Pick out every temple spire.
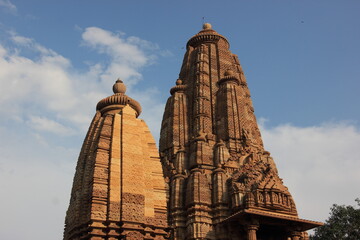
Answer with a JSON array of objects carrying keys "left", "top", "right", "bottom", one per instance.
[
  {"left": 160, "top": 24, "right": 321, "bottom": 239},
  {"left": 64, "top": 79, "right": 168, "bottom": 240}
]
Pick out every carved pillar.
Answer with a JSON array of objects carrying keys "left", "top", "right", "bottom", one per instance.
[
  {"left": 301, "top": 231, "right": 309, "bottom": 240},
  {"left": 245, "top": 224, "right": 258, "bottom": 240},
  {"left": 175, "top": 149, "right": 186, "bottom": 174},
  {"left": 290, "top": 231, "right": 301, "bottom": 240},
  {"left": 192, "top": 45, "right": 212, "bottom": 137},
  {"left": 170, "top": 173, "right": 186, "bottom": 239},
  {"left": 215, "top": 69, "right": 244, "bottom": 152},
  {"left": 212, "top": 168, "right": 229, "bottom": 239},
  {"left": 213, "top": 141, "right": 230, "bottom": 166},
  {"left": 185, "top": 169, "right": 213, "bottom": 239}
]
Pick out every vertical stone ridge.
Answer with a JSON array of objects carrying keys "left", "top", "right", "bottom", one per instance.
[
  {"left": 64, "top": 112, "right": 101, "bottom": 239},
  {"left": 106, "top": 112, "right": 121, "bottom": 236}
]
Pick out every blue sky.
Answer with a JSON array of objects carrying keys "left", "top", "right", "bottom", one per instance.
[{"left": 0, "top": 1, "right": 359, "bottom": 239}]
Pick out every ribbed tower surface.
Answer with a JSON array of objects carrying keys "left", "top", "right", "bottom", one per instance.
[
  {"left": 159, "top": 24, "right": 322, "bottom": 240},
  {"left": 64, "top": 79, "right": 168, "bottom": 240}
]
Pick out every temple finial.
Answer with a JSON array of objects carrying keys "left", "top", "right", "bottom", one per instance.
[
  {"left": 113, "top": 78, "right": 126, "bottom": 94},
  {"left": 202, "top": 22, "right": 212, "bottom": 30}
]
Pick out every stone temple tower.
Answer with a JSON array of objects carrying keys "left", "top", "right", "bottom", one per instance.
[
  {"left": 159, "top": 23, "right": 322, "bottom": 239},
  {"left": 64, "top": 80, "right": 168, "bottom": 239}
]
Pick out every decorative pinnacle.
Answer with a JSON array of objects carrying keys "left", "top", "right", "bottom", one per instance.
[
  {"left": 176, "top": 79, "right": 183, "bottom": 85},
  {"left": 203, "top": 22, "right": 212, "bottom": 30},
  {"left": 98, "top": 78, "right": 141, "bottom": 117},
  {"left": 113, "top": 78, "right": 126, "bottom": 94}
]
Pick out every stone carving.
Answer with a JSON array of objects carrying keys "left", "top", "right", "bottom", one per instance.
[
  {"left": 230, "top": 158, "right": 297, "bottom": 214},
  {"left": 125, "top": 231, "right": 144, "bottom": 240}
]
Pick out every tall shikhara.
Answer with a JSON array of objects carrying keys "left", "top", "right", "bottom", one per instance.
[
  {"left": 159, "top": 23, "right": 321, "bottom": 239},
  {"left": 64, "top": 80, "right": 168, "bottom": 239}
]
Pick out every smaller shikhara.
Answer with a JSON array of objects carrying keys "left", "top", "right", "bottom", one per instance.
[
  {"left": 159, "top": 23, "right": 322, "bottom": 239},
  {"left": 64, "top": 79, "right": 168, "bottom": 239}
]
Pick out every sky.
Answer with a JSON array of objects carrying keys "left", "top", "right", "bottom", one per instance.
[{"left": 0, "top": 0, "right": 359, "bottom": 239}]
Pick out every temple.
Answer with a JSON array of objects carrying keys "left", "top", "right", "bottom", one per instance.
[
  {"left": 64, "top": 23, "right": 322, "bottom": 240},
  {"left": 159, "top": 23, "right": 322, "bottom": 239},
  {"left": 64, "top": 80, "right": 168, "bottom": 239}
]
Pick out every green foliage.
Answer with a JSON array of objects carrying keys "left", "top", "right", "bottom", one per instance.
[{"left": 310, "top": 198, "right": 360, "bottom": 240}]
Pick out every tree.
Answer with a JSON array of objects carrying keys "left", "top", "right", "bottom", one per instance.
[{"left": 310, "top": 198, "right": 360, "bottom": 240}]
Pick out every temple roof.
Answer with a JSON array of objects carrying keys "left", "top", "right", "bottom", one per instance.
[
  {"left": 187, "top": 22, "right": 229, "bottom": 48},
  {"left": 96, "top": 79, "right": 142, "bottom": 117},
  {"left": 222, "top": 209, "right": 323, "bottom": 231}
]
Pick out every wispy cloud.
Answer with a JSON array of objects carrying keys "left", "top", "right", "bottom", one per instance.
[
  {"left": 0, "top": 0, "right": 16, "bottom": 13},
  {"left": 82, "top": 27, "right": 157, "bottom": 86},
  {"left": 27, "top": 116, "right": 75, "bottom": 136},
  {"left": 260, "top": 121, "right": 360, "bottom": 222}
]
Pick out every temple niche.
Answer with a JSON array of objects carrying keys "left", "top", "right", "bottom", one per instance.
[{"left": 159, "top": 23, "right": 322, "bottom": 240}]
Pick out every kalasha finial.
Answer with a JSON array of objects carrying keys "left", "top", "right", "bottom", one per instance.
[
  {"left": 113, "top": 78, "right": 126, "bottom": 94},
  {"left": 203, "top": 22, "right": 212, "bottom": 30},
  {"left": 176, "top": 79, "right": 183, "bottom": 85}
]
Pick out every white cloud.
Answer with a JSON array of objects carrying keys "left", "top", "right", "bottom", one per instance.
[
  {"left": 82, "top": 27, "right": 149, "bottom": 66},
  {"left": 0, "top": 28, "right": 164, "bottom": 132},
  {"left": 27, "top": 115, "right": 75, "bottom": 136},
  {"left": 0, "top": 35, "right": 76, "bottom": 118},
  {"left": 0, "top": 0, "right": 16, "bottom": 12},
  {"left": 81, "top": 27, "right": 157, "bottom": 86},
  {"left": 11, "top": 35, "right": 32, "bottom": 46},
  {"left": 260, "top": 121, "right": 360, "bottom": 222}
]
